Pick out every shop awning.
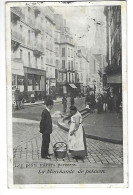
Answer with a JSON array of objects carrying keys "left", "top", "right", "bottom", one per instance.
[
  {"left": 69, "top": 84, "right": 77, "bottom": 88},
  {"left": 107, "top": 74, "right": 122, "bottom": 84}
]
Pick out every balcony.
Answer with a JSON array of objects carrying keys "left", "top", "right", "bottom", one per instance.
[
  {"left": 58, "top": 68, "right": 67, "bottom": 73},
  {"left": 11, "top": 7, "right": 22, "bottom": 20},
  {"left": 67, "top": 67, "right": 75, "bottom": 73},
  {"left": 11, "top": 30, "right": 23, "bottom": 44},
  {"left": 34, "top": 7, "right": 40, "bottom": 16},
  {"left": 45, "top": 13, "right": 55, "bottom": 25},
  {"left": 61, "top": 35, "right": 74, "bottom": 46},
  {"left": 33, "top": 42, "right": 44, "bottom": 56},
  {"left": 34, "top": 21, "right": 42, "bottom": 34}
]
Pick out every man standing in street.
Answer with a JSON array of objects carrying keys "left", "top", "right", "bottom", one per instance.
[
  {"left": 40, "top": 99, "right": 54, "bottom": 159},
  {"left": 62, "top": 95, "right": 67, "bottom": 113}
]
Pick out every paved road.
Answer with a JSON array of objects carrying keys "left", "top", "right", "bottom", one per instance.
[
  {"left": 13, "top": 118, "right": 123, "bottom": 184},
  {"left": 13, "top": 97, "right": 123, "bottom": 142},
  {"left": 12, "top": 97, "right": 85, "bottom": 121},
  {"left": 12, "top": 97, "right": 123, "bottom": 184},
  {"left": 13, "top": 118, "right": 123, "bottom": 165}
]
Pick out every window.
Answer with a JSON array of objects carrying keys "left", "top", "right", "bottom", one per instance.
[
  {"left": 71, "top": 61, "right": 73, "bottom": 71},
  {"left": 71, "top": 49, "right": 73, "bottom": 58},
  {"left": 20, "top": 49, "right": 23, "bottom": 60},
  {"left": 35, "top": 56, "right": 37, "bottom": 67},
  {"left": 17, "top": 75, "right": 24, "bottom": 86},
  {"left": 56, "top": 60, "right": 58, "bottom": 67},
  {"left": 63, "top": 73, "right": 66, "bottom": 82},
  {"left": 61, "top": 73, "right": 63, "bottom": 81},
  {"left": 55, "top": 47, "right": 58, "bottom": 57},
  {"left": 62, "top": 60, "right": 65, "bottom": 69},
  {"left": 28, "top": 74, "right": 33, "bottom": 85},
  {"left": 68, "top": 61, "right": 70, "bottom": 70},
  {"left": 12, "top": 75, "right": 17, "bottom": 86},
  {"left": 62, "top": 48, "right": 65, "bottom": 57},
  {"left": 59, "top": 73, "right": 62, "bottom": 81},
  {"left": 46, "top": 67, "right": 48, "bottom": 73},
  {"left": 69, "top": 73, "right": 71, "bottom": 82},
  {"left": 28, "top": 30, "right": 31, "bottom": 42},
  {"left": 81, "top": 73, "right": 83, "bottom": 81},
  {"left": 28, "top": 7, "right": 31, "bottom": 12},
  {"left": 68, "top": 48, "right": 70, "bottom": 57},
  {"left": 41, "top": 57, "right": 43, "bottom": 67},
  {"left": 20, "top": 25, "right": 23, "bottom": 33},
  {"left": 34, "top": 75, "right": 40, "bottom": 90},
  {"left": 50, "top": 68, "right": 52, "bottom": 77},
  {"left": 72, "top": 74, "right": 73, "bottom": 82},
  {"left": 28, "top": 52, "right": 30, "bottom": 66}
]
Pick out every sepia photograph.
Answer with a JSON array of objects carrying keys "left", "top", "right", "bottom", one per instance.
[{"left": 6, "top": 0, "right": 127, "bottom": 187}]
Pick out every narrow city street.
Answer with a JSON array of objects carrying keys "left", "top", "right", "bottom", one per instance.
[
  {"left": 13, "top": 97, "right": 123, "bottom": 142},
  {"left": 12, "top": 97, "right": 123, "bottom": 184},
  {"left": 1, "top": 1, "right": 127, "bottom": 188}
]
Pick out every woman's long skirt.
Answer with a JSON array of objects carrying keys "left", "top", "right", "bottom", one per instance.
[{"left": 69, "top": 127, "right": 87, "bottom": 158}]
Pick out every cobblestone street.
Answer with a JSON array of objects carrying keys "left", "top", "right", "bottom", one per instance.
[
  {"left": 13, "top": 118, "right": 123, "bottom": 165},
  {"left": 12, "top": 98, "right": 123, "bottom": 184}
]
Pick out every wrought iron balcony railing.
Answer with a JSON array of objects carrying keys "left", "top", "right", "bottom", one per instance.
[
  {"left": 11, "top": 30, "right": 23, "bottom": 44},
  {"left": 33, "top": 42, "right": 44, "bottom": 56},
  {"left": 11, "top": 7, "right": 22, "bottom": 18}
]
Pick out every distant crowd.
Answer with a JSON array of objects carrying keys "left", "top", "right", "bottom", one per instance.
[{"left": 85, "top": 90, "right": 122, "bottom": 114}]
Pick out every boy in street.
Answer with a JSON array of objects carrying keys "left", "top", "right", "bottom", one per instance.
[{"left": 40, "top": 99, "right": 54, "bottom": 159}]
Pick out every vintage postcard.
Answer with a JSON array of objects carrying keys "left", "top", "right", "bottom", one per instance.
[{"left": 6, "top": 0, "right": 128, "bottom": 188}]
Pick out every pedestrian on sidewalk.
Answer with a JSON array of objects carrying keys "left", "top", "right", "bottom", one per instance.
[
  {"left": 85, "top": 92, "right": 91, "bottom": 106},
  {"left": 40, "top": 99, "right": 54, "bottom": 159},
  {"left": 102, "top": 92, "right": 108, "bottom": 112},
  {"left": 62, "top": 95, "right": 67, "bottom": 113},
  {"left": 97, "top": 93, "right": 103, "bottom": 114},
  {"left": 68, "top": 106, "right": 87, "bottom": 159},
  {"left": 108, "top": 92, "right": 114, "bottom": 112},
  {"left": 70, "top": 95, "right": 75, "bottom": 106}
]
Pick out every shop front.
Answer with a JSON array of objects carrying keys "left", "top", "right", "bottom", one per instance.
[
  {"left": 107, "top": 73, "right": 122, "bottom": 94},
  {"left": 67, "top": 83, "right": 77, "bottom": 97},
  {"left": 24, "top": 67, "right": 46, "bottom": 102},
  {"left": 56, "top": 82, "right": 67, "bottom": 97},
  {"left": 12, "top": 58, "right": 24, "bottom": 92},
  {"left": 49, "top": 78, "right": 56, "bottom": 99}
]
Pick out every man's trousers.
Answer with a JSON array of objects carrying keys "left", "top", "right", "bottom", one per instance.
[{"left": 41, "top": 134, "right": 50, "bottom": 158}]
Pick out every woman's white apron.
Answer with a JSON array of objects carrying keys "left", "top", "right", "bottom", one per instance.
[{"left": 68, "top": 112, "right": 85, "bottom": 151}]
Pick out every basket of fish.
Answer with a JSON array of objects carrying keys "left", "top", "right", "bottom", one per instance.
[{"left": 53, "top": 142, "right": 67, "bottom": 159}]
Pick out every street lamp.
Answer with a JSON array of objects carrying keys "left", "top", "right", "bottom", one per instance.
[{"left": 92, "top": 79, "right": 96, "bottom": 99}]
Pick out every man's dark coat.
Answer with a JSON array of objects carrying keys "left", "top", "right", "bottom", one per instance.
[{"left": 40, "top": 108, "right": 52, "bottom": 134}]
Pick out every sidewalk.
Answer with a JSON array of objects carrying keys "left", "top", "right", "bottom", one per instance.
[
  {"left": 58, "top": 111, "right": 123, "bottom": 144},
  {"left": 23, "top": 97, "right": 62, "bottom": 107}
]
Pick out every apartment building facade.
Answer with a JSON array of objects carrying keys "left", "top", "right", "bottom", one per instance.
[
  {"left": 11, "top": 6, "right": 57, "bottom": 101},
  {"left": 11, "top": 7, "right": 46, "bottom": 101},
  {"left": 104, "top": 6, "right": 122, "bottom": 95},
  {"left": 43, "top": 7, "right": 56, "bottom": 95},
  {"left": 54, "top": 14, "right": 76, "bottom": 97}
]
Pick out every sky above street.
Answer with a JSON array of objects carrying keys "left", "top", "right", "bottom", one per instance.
[{"left": 53, "top": 6, "right": 106, "bottom": 53}]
